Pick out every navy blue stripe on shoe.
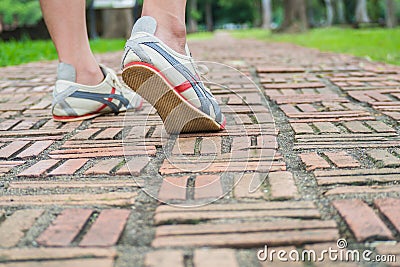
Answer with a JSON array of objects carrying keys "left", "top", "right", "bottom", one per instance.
[{"left": 70, "top": 91, "right": 130, "bottom": 114}]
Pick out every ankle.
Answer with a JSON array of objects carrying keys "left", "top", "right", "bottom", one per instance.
[
  {"left": 156, "top": 25, "right": 186, "bottom": 55},
  {"left": 75, "top": 64, "right": 104, "bottom": 86},
  {"left": 147, "top": 14, "right": 187, "bottom": 55}
]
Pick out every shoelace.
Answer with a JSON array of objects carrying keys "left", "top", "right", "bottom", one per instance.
[{"left": 195, "top": 64, "right": 210, "bottom": 76}]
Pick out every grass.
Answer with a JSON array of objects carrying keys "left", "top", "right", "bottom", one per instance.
[
  {"left": 0, "top": 31, "right": 213, "bottom": 67},
  {"left": 2, "top": 28, "right": 397, "bottom": 67},
  {"left": 231, "top": 27, "right": 400, "bottom": 66}
]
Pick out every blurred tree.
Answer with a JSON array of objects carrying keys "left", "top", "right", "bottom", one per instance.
[
  {"left": 253, "top": 0, "right": 263, "bottom": 27},
  {"left": 280, "top": 0, "right": 308, "bottom": 32},
  {"left": 385, "top": 0, "right": 398, "bottom": 27},
  {"left": 188, "top": 0, "right": 199, "bottom": 33},
  {"left": 355, "top": 0, "right": 370, "bottom": 24},
  {"left": 324, "top": 0, "right": 334, "bottom": 26},
  {"left": 335, "top": 0, "right": 346, "bottom": 24},
  {"left": 0, "top": 0, "right": 42, "bottom": 30},
  {"left": 102, "top": 9, "right": 133, "bottom": 39},
  {"left": 262, "top": 0, "right": 272, "bottom": 29},
  {"left": 205, "top": 0, "right": 214, "bottom": 31}
]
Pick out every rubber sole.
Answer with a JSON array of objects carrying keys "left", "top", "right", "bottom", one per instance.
[
  {"left": 52, "top": 100, "right": 143, "bottom": 122},
  {"left": 53, "top": 113, "right": 101, "bottom": 122},
  {"left": 122, "top": 63, "right": 223, "bottom": 134}
]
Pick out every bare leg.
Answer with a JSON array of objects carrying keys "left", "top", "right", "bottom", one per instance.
[
  {"left": 39, "top": 0, "right": 103, "bottom": 85},
  {"left": 142, "top": 0, "right": 187, "bottom": 55}
]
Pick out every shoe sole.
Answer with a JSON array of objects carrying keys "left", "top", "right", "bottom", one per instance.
[
  {"left": 122, "top": 62, "right": 224, "bottom": 134},
  {"left": 53, "top": 100, "right": 143, "bottom": 122},
  {"left": 53, "top": 113, "right": 102, "bottom": 122}
]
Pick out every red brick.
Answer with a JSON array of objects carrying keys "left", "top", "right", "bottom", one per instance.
[
  {"left": 344, "top": 122, "right": 372, "bottom": 134},
  {"left": 299, "top": 152, "right": 330, "bottom": 171},
  {"left": 367, "top": 150, "right": 400, "bottom": 166},
  {"left": 71, "top": 129, "right": 101, "bottom": 140},
  {"left": 37, "top": 209, "right": 93, "bottom": 247},
  {"left": 49, "top": 159, "right": 88, "bottom": 176},
  {"left": 258, "top": 66, "right": 305, "bottom": 73},
  {"left": 152, "top": 229, "right": 339, "bottom": 248},
  {"left": 326, "top": 185, "right": 400, "bottom": 195},
  {"left": 84, "top": 158, "right": 123, "bottom": 175},
  {"left": 0, "top": 209, "right": 44, "bottom": 248},
  {"left": 12, "top": 119, "right": 39, "bottom": 130},
  {"left": 116, "top": 157, "right": 150, "bottom": 176},
  {"left": 290, "top": 123, "right": 314, "bottom": 134},
  {"left": 18, "top": 159, "right": 60, "bottom": 177},
  {"left": 366, "top": 121, "right": 396, "bottom": 133},
  {"left": 0, "top": 247, "right": 116, "bottom": 261},
  {"left": 269, "top": 172, "right": 298, "bottom": 199},
  {"left": 0, "top": 130, "right": 68, "bottom": 138},
  {"left": 374, "top": 198, "right": 400, "bottom": 233},
  {"left": 0, "top": 141, "right": 29, "bottom": 158},
  {"left": 332, "top": 199, "right": 393, "bottom": 242},
  {"left": 324, "top": 152, "right": 360, "bottom": 168},
  {"left": 158, "top": 176, "right": 189, "bottom": 201},
  {"left": 160, "top": 160, "right": 285, "bottom": 175},
  {"left": 234, "top": 113, "right": 253, "bottom": 124},
  {"left": 1, "top": 258, "right": 114, "bottom": 267},
  {"left": 9, "top": 179, "right": 142, "bottom": 190},
  {"left": 0, "top": 119, "right": 21, "bottom": 131},
  {"left": 256, "top": 135, "right": 277, "bottom": 149},
  {"left": 201, "top": 136, "right": 222, "bottom": 154},
  {"left": 0, "top": 161, "right": 25, "bottom": 174},
  {"left": 297, "top": 103, "right": 317, "bottom": 112},
  {"left": 195, "top": 175, "right": 223, "bottom": 199},
  {"left": 80, "top": 209, "right": 130, "bottom": 247},
  {"left": 264, "top": 83, "right": 324, "bottom": 89},
  {"left": 155, "top": 202, "right": 320, "bottom": 224},
  {"left": 0, "top": 192, "right": 137, "bottom": 207},
  {"left": 144, "top": 250, "right": 184, "bottom": 267},
  {"left": 94, "top": 128, "right": 122, "bottom": 140},
  {"left": 194, "top": 249, "right": 239, "bottom": 267},
  {"left": 234, "top": 173, "right": 264, "bottom": 199},
  {"left": 172, "top": 137, "right": 196, "bottom": 155},
  {"left": 375, "top": 243, "right": 400, "bottom": 257},
  {"left": 16, "top": 140, "right": 53, "bottom": 158},
  {"left": 313, "top": 122, "right": 341, "bottom": 133},
  {"left": 155, "top": 220, "right": 337, "bottom": 237},
  {"left": 280, "top": 104, "right": 299, "bottom": 115},
  {"left": 50, "top": 146, "right": 156, "bottom": 159},
  {"left": 231, "top": 136, "right": 251, "bottom": 151}
]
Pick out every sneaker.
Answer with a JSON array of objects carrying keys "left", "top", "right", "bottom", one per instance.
[
  {"left": 121, "top": 16, "right": 226, "bottom": 134},
  {"left": 52, "top": 63, "right": 143, "bottom": 122}
]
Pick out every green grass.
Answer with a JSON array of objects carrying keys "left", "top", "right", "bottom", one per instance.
[
  {"left": 0, "top": 31, "right": 213, "bottom": 67},
  {"left": 0, "top": 38, "right": 126, "bottom": 67},
  {"left": 231, "top": 27, "right": 400, "bottom": 66},
  {"left": 6, "top": 28, "right": 397, "bottom": 67}
]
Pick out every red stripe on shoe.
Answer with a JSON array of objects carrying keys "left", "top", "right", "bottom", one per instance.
[
  {"left": 174, "top": 82, "right": 192, "bottom": 93},
  {"left": 53, "top": 113, "right": 98, "bottom": 121},
  {"left": 220, "top": 117, "right": 227, "bottom": 130}
]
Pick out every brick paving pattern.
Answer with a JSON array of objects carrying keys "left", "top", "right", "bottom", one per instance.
[{"left": 0, "top": 32, "right": 400, "bottom": 266}]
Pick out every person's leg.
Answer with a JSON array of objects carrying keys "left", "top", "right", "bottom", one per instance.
[
  {"left": 39, "top": 0, "right": 103, "bottom": 86},
  {"left": 142, "top": 0, "right": 187, "bottom": 55}
]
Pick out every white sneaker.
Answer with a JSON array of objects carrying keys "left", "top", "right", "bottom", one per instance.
[
  {"left": 52, "top": 63, "right": 143, "bottom": 122},
  {"left": 121, "top": 16, "right": 225, "bottom": 134}
]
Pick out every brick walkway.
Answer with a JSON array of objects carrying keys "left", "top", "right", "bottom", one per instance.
[{"left": 1, "top": 33, "right": 400, "bottom": 266}]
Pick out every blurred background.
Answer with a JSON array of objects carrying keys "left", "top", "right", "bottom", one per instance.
[{"left": 0, "top": 0, "right": 399, "bottom": 66}]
